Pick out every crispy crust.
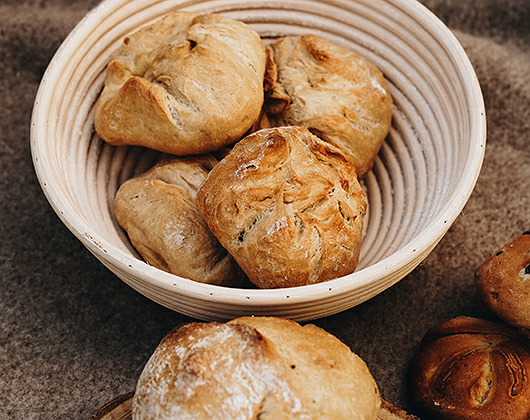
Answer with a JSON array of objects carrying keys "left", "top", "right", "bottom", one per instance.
[
  {"left": 114, "top": 156, "right": 248, "bottom": 287},
  {"left": 255, "top": 34, "right": 393, "bottom": 179},
  {"left": 95, "top": 11, "right": 266, "bottom": 155},
  {"left": 410, "top": 316, "right": 530, "bottom": 420},
  {"left": 196, "top": 126, "right": 367, "bottom": 289},
  {"left": 132, "top": 317, "right": 381, "bottom": 420}
]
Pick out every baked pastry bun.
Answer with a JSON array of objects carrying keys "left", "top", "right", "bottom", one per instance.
[
  {"left": 95, "top": 11, "right": 266, "bottom": 156},
  {"left": 114, "top": 155, "right": 248, "bottom": 287},
  {"left": 132, "top": 316, "right": 381, "bottom": 420},
  {"left": 256, "top": 34, "right": 393, "bottom": 178},
  {"left": 410, "top": 316, "right": 530, "bottom": 420},
  {"left": 196, "top": 126, "right": 367, "bottom": 289},
  {"left": 475, "top": 231, "right": 530, "bottom": 329}
]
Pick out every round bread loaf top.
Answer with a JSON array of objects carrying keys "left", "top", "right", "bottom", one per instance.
[{"left": 132, "top": 316, "right": 381, "bottom": 420}]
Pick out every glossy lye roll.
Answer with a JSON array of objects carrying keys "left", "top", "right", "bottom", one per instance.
[
  {"left": 410, "top": 316, "right": 530, "bottom": 420},
  {"left": 132, "top": 316, "right": 381, "bottom": 420}
]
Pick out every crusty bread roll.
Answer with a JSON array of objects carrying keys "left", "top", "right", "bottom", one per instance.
[
  {"left": 410, "top": 316, "right": 530, "bottom": 420},
  {"left": 94, "top": 11, "right": 266, "bottom": 156},
  {"left": 132, "top": 316, "right": 381, "bottom": 420},
  {"left": 255, "top": 34, "right": 393, "bottom": 178},
  {"left": 475, "top": 231, "right": 530, "bottom": 329},
  {"left": 114, "top": 155, "right": 248, "bottom": 287},
  {"left": 196, "top": 126, "right": 367, "bottom": 289}
]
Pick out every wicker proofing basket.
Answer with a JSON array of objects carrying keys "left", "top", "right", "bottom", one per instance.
[{"left": 31, "top": 0, "right": 486, "bottom": 321}]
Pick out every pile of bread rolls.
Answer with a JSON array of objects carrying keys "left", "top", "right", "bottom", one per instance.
[
  {"left": 410, "top": 232, "right": 530, "bottom": 420},
  {"left": 95, "top": 10, "right": 393, "bottom": 289}
]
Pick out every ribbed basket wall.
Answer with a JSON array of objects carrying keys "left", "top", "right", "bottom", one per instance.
[{"left": 31, "top": 0, "right": 486, "bottom": 321}]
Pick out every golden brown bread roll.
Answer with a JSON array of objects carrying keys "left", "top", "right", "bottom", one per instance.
[
  {"left": 95, "top": 11, "right": 266, "bottom": 156},
  {"left": 114, "top": 156, "right": 248, "bottom": 287},
  {"left": 132, "top": 316, "right": 381, "bottom": 420},
  {"left": 475, "top": 231, "right": 530, "bottom": 329},
  {"left": 256, "top": 34, "right": 393, "bottom": 178},
  {"left": 196, "top": 126, "right": 367, "bottom": 289},
  {"left": 410, "top": 316, "right": 530, "bottom": 420}
]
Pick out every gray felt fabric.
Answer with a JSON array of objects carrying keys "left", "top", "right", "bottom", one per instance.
[{"left": 1, "top": 0, "right": 529, "bottom": 418}]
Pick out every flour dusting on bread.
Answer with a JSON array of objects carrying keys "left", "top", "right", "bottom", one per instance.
[{"left": 133, "top": 317, "right": 381, "bottom": 420}]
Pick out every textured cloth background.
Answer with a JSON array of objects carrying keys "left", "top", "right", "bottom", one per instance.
[{"left": 1, "top": 0, "right": 529, "bottom": 418}]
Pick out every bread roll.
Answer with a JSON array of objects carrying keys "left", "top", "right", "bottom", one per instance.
[
  {"left": 132, "top": 316, "right": 381, "bottom": 420},
  {"left": 196, "top": 126, "right": 367, "bottom": 289},
  {"left": 114, "top": 156, "right": 248, "bottom": 287},
  {"left": 410, "top": 316, "right": 530, "bottom": 420},
  {"left": 256, "top": 34, "right": 393, "bottom": 178},
  {"left": 95, "top": 11, "right": 266, "bottom": 156},
  {"left": 475, "top": 231, "right": 530, "bottom": 329}
]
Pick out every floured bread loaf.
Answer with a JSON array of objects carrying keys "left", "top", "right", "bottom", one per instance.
[
  {"left": 132, "top": 316, "right": 381, "bottom": 420},
  {"left": 94, "top": 11, "right": 266, "bottom": 155},
  {"left": 196, "top": 126, "right": 367, "bottom": 289},
  {"left": 475, "top": 231, "right": 530, "bottom": 329},
  {"left": 256, "top": 34, "right": 393, "bottom": 178},
  {"left": 410, "top": 316, "right": 530, "bottom": 420},
  {"left": 114, "top": 156, "right": 248, "bottom": 287}
]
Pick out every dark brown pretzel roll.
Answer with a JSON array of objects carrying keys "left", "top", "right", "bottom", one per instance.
[
  {"left": 410, "top": 316, "right": 530, "bottom": 420},
  {"left": 475, "top": 232, "right": 530, "bottom": 329}
]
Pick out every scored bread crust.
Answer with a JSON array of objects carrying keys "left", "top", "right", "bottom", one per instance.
[
  {"left": 410, "top": 316, "right": 530, "bottom": 420},
  {"left": 94, "top": 11, "right": 266, "bottom": 156},
  {"left": 256, "top": 34, "right": 393, "bottom": 179},
  {"left": 132, "top": 317, "right": 381, "bottom": 420},
  {"left": 114, "top": 155, "right": 248, "bottom": 287},
  {"left": 196, "top": 126, "right": 367, "bottom": 289}
]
